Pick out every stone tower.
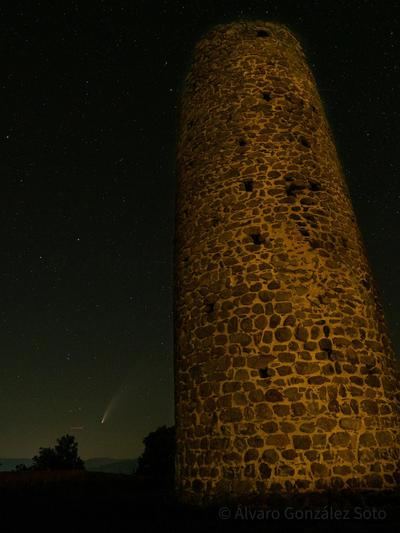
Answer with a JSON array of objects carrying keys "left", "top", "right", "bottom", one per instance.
[{"left": 173, "top": 20, "right": 400, "bottom": 503}]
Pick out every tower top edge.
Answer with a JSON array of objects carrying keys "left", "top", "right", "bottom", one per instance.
[
  {"left": 195, "top": 20, "right": 303, "bottom": 53},
  {"left": 209, "top": 20, "right": 293, "bottom": 31}
]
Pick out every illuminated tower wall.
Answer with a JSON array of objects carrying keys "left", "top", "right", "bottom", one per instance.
[{"left": 173, "top": 20, "right": 400, "bottom": 503}]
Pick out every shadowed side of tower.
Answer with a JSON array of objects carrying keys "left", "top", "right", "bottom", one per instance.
[{"left": 173, "top": 20, "right": 400, "bottom": 503}]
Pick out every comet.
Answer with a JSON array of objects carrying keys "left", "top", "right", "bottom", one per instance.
[{"left": 101, "top": 385, "right": 128, "bottom": 424}]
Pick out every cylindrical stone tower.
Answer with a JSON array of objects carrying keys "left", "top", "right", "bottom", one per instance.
[{"left": 173, "top": 20, "right": 400, "bottom": 503}]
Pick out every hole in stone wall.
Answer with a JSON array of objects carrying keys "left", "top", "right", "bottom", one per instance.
[
  {"left": 205, "top": 302, "right": 215, "bottom": 314},
  {"left": 300, "top": 137, "right": 311, "bottom": 148},
  {"left": 256, "top": 29, "right": 270, "bottom": 37},
  {"left": 361, "top": 278, "right": 370, "bottom": 290},
  {"left": 238, "top": 138, "right": 247, "bottom": 147},
  {"left": 259, "top": 367, "right": 270, "bottom": 378},
  {"left": 243, "top": 179, "right": 253, "bottom": 192},
  {"left": 262, "top": 92, "right": 272, "bottom": 101},
  {"left": 323, "top": 325, "right": 330, "bottom": 337},
  {"left": 250, "top": 233, "right": 263, "bottom": 245},
  {"left": 285, "top": 183, "right": 297, "bottom": 196},
  {"left": 284, "top": 176, "right": 307, "bottom": 197},
  {"left": 309, "top": 180, "right": 321, "bottom": 191},
  {"left": 298, "top": 226, "right": 310, "bottom": 237}
]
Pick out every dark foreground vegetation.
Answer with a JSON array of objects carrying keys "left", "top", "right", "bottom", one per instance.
[
  {"left": 2, "top": 427, "right": 400, "bottom": 530},
  {"left": 1, "top": 470, "right": 400, "bottom": 531}
]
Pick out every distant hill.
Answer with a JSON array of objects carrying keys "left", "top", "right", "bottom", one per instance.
[
  {"left": 0, "top": 457, "right": 137, "bottom": 475},
  {"left": 0, "top": 457, "right": 32, "bottom": 472},
  {"left": 84, "top": 458, "right": 138, "bottom": 475},
  {"left": 0, "top": 459, "right": 33, "bottom": 472}
]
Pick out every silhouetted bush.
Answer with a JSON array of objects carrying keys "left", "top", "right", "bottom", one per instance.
[{"left": 15, "top": 464, "right": 29, "bottom": 472}]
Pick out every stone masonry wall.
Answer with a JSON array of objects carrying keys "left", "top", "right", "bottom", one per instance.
[{"left": 173, "top": 20, "right": 400, "bottom": 503}]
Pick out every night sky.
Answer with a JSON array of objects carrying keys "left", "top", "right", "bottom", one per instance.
[{"left": 2, "top": 0, "right": 399, "bottom": 460}]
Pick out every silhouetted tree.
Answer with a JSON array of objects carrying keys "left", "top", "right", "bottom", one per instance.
[
  {"left": 54, "top": 434, "right": 84, "bottom": 469},
  {"left": 32, "top": 434, "right": 85, "bottom": 470},
  {"left": 136, "top": 425, "right": 175, "bottom": 488}
]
